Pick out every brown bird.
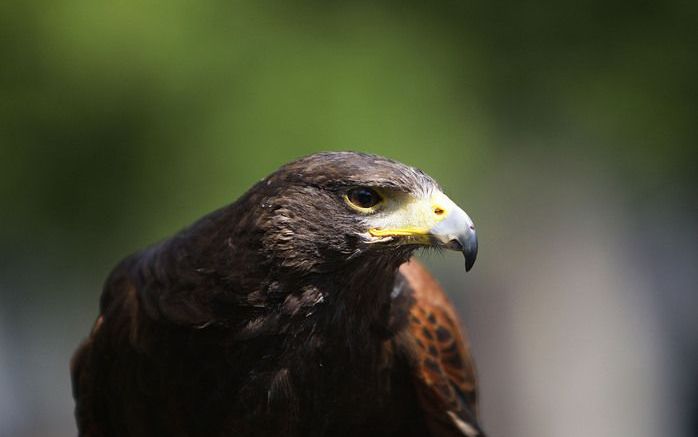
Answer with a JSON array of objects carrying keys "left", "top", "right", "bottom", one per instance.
[{"left": 71, "top": 152, "right": 483, "bottom": 436}]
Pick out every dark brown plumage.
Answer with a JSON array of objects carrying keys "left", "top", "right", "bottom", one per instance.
[{"left": 71, "top": 152, "right": 483, "bottom": 436}]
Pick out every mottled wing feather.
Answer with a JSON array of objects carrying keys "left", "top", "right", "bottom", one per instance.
[{"left": 399, "top": 260, "right": 484, "bottom": 437}]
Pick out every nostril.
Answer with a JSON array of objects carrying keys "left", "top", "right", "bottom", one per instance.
[
  {"left": 434, "top": 207, "right": 445, "bottom": 216},
  {"left": 469, "top": 225, "right": 475, "bottom": 230}
]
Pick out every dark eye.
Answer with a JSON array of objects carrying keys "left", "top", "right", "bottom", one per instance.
[{"left": 346, "top": 187, "right": 383, "bottom": 210}]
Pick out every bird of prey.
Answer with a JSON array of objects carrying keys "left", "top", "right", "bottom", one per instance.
[{"left": 71, "top": 152, "right": 483, "bottom": 436}]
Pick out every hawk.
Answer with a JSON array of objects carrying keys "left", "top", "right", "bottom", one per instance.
[{"left": 71, "top": 152, "right": 483, "bottom": 436}]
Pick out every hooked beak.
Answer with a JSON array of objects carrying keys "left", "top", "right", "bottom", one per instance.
[
  {"left": 429, "top": 204, "right": 478, "bottom": 271},
  {"left": 368, "top": 191, "right": 478, "bottom": 271}
]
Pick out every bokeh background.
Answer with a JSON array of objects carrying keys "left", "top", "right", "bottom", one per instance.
[{"left": 1, "top": 1, "right": 696, "bottom": 436}]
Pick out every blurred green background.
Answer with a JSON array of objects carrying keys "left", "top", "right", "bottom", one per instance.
[{"left": 1, "top": 1, "right": 696, "bottom": 436}]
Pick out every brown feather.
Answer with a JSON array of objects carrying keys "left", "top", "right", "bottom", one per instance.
[
  {"left": 70, "top": 152, "right": 484, "bottom": 436},
  {"left": 399, "top": 260, "right": 484, "bottom": 436}
]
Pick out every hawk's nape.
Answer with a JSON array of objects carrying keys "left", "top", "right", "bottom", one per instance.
[{"left": 71, "top": 151, "right": 484, "bottom": 436}]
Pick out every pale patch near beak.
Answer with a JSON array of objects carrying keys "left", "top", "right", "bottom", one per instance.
[{"left": 367, "top": 191, "right": 478, "bottom": 271}]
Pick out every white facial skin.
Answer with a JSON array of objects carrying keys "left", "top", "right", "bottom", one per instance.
[{"left": 351, "top": 189, "right": 475, "bottom": 248}]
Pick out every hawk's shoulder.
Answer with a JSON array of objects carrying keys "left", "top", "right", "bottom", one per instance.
[{"left": 395, "top": 259, "right": 484, "bottom": 437}]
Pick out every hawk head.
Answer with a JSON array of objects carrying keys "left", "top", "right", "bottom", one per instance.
[{"left": 252, "top": 152, "right": 477, "bottom": 274}]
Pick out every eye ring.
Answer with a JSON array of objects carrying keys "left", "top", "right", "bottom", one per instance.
[{"left": 344, "top": 187, "right": 384, "bottom": 213}]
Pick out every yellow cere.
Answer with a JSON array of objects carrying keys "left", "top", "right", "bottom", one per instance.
[
  {"left": 368, "top": 226, "right": 430, "bottom": 237},
  {"left": 366, "top": 192, "right": 450, "bottom": 239}
]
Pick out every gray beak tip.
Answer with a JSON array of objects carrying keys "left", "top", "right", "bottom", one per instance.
[
  {"left": 446, "top": 230, "right": 478, "bottom": 272},
  {"left": 464, "top": 252, "right": 476, "bottom": 272},
  {"left": 462, "top": 230, "right": 478, "bottom": 273}
]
